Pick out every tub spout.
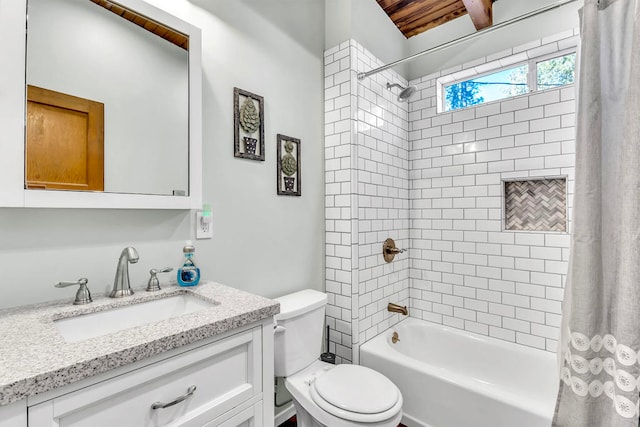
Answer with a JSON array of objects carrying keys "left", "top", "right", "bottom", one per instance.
[{"left": 388, "top": 302, "right": 408, "bottom": 316}]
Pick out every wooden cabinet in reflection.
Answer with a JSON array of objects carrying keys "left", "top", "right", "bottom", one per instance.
[{"left": 26, "top": 85, "right": 104, "bottom": 191}]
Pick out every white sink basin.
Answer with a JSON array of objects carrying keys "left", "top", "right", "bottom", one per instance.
[{"left": 54, "top": 294, "right": 215, "bottom": 343}]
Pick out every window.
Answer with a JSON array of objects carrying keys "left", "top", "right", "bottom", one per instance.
[
  {"left": 536, "top": 52, "right": 576, "bottom": 90},
  {"left": 444, "top": 64, "right": 528, "bottom": 112},
  {"left": 441, "top": 51, "right": 576, "bottom": 113}
]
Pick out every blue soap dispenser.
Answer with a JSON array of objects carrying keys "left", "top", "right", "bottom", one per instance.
[{"left": 177, "top": 240, "right": 200, "bottom": 287}]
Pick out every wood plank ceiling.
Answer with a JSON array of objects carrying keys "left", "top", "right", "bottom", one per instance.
[
  {"left": 90, "top": 0, "right": 188, "bottom": 50},
  {"left": 376, "top": 0, "right": 495, "bottom": 38}
]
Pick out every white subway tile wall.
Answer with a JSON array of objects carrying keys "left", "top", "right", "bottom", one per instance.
[
  {"left": 355, "top": 41, "right": 410, "bottom": 349},
  {"left": 324, "top": 30, "right": 577, "bottom": 359},
  {"left": 324, "top": 40, "right": 410, "bottom": 364},
  {"left": 408, "top": 30, "right": 578, "bottom": 351},
  {"left": 325, "top": 41, "right": 357, "bottom": 363}
]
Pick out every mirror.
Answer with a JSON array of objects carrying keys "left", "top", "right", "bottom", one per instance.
[{"left": 25, "top": 0, "right": 189, "bottom": 197}]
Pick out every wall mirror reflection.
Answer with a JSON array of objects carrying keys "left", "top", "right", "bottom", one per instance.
[{"left": 26, "top": 0, "right": 190, "bottom": 196}]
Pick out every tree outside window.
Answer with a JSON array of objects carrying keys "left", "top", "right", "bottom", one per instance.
[
  {"left": 445, "top": 81, "right": 484, "bottom": 111},
  {"left": 537, "top": 53, "right": 576, "bottom": 89}
]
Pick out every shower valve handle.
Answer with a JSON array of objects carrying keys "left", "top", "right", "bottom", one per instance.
[
  {"left": 386, "top": 247, "right": 405, "bottom": 254},
  {"left": 383, "top": 238, "right": 406, "bottom": 263}
]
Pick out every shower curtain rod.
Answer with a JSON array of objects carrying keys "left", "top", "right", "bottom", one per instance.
[{"left": 357, "top": 0, "right": 580, "bottom": 80}]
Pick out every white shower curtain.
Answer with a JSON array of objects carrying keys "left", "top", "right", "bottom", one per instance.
[{"left": 553, "top": 0, "right": 640, "bottom": 425}]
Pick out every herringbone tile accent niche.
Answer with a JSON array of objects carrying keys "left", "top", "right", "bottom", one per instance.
[{"left": 504, "top": 178, "right": 567, "bottom": 232}]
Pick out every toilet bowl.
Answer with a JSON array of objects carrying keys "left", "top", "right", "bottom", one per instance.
[
  {"left": 274, "top": 289, "right": 403, "bottom": 427},
  {"left": 285, "top": 360, "right": 403, "bottom": 427}
]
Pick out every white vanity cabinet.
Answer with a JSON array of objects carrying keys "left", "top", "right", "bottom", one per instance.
[
  {"left": 0, "top": 400, "right": 27, "bottom": 426},
  {"left": 25, "top": 320, "right": 274, "bottom": 427}
]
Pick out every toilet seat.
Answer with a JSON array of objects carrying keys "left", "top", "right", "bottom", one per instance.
[
  {"left": 309, "top": 364, "right": 402, "bottom": 423},
  {"left": 286, "top": 360, "right": 403, "bottom": 427}
]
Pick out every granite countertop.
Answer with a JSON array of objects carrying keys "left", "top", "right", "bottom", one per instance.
[{"left": 0, "top": 281, "right": 279, "bottom": 406}]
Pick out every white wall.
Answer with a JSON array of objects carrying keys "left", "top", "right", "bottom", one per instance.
[
  {"left": 0, "top": 0, "right": 325, "bottom": 309},
  {"left": 325, "top": 0, "right": 408, "bottom": 77}
]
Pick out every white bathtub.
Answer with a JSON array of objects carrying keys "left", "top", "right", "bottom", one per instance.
[{"left": 360, "top": 318, "right": 558, "bottom": 427}]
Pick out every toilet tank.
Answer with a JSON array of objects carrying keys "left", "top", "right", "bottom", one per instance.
[{"left": 274, "top": 289, "right": 327, "bottom": 377}]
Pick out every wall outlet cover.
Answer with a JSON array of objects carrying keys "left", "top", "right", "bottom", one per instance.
[{"left": 195, "top": 211, "right": 213, "bottom": 239}]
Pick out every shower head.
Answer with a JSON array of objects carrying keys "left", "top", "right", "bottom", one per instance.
[{"left": 386, "top": 82, "right": 417, "bottom": 102}]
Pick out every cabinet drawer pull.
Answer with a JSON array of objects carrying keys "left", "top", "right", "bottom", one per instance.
[{"left": 151, "top": 385, "right": 197, "bottom": 410}]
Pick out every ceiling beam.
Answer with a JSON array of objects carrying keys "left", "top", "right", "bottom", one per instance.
[{"left": 461, "top": 0, "right": 493, "bottom": 30}]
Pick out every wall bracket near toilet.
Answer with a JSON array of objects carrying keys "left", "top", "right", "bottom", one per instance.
[{"left": 382, "top": 238, "right": 406, "bottom": 263}]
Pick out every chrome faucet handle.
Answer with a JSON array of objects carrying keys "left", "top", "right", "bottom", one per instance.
[
  {"left": 146, "top": 267, "right": 173, "bottom": 292},
  {"left": 55, "top": 278, "right": 93, "bottom": 305}
]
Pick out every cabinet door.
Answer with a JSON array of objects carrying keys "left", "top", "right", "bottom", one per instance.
[
  {"left": 204, "top": 401, "right": 263, "bottom": 427},
  {"left": 28, "top": 328, "right": 262, "bottom": 427},
  {"left": 0, "top": 400, "right": 27, "bottom": 427}
]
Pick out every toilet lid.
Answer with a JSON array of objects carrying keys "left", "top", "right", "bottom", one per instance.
[{"left": 312, "top": 364, "right": 399, "bottom": 414}]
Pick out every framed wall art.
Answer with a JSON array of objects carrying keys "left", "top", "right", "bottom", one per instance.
[
  {"left": 277, "top": 134, "right": 301, "bottom": 196},
  {"left": 234, "top": 87, "right": 264, "bottom": 161}
]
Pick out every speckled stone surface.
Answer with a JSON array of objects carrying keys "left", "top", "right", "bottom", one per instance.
[{"left": 0, "top": 281, "right": 279, "bottom": 406}]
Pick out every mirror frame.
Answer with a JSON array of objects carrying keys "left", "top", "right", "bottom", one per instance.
[{"left": 0, "top": 0, "right": 202, "bottom": 209}]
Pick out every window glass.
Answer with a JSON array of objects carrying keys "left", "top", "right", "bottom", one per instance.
[
  {"left": 444, "top": 64, "right": 528, "bottom": 112},
  {"left": 537, "top": 53, "right": 576, "bottom": 89}
]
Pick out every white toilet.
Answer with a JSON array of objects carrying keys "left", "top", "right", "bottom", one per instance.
[{"left": 274, "top": 289, "right": 403, "bottom": 427}]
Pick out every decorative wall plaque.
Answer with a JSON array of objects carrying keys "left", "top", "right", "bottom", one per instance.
[
  {"left": 277, "top": 134, "right": 301, "bottom": 196},
  {"left": 234, "top": 87, "right": 264, "bottom": 161}
]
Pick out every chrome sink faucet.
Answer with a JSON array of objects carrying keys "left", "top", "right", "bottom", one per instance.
[{"left": 109, "top": 247, "right": 139, "bottom": 298}]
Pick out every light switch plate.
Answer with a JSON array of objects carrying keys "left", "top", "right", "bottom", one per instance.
[{"left": 195, "top": 211, "right": 213, "bottom": 239}]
